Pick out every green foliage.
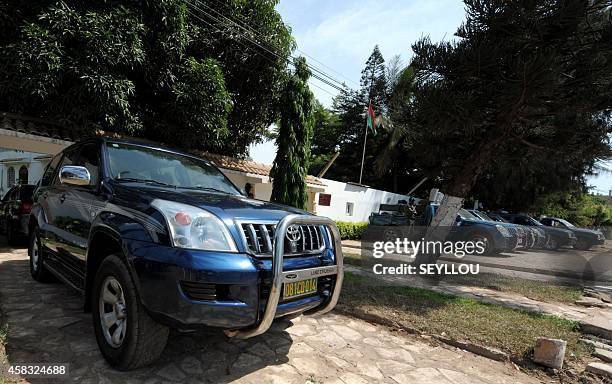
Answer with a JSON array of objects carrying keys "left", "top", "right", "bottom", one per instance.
[
  {"left": 535, "top": 192, "right": 612, "bottom": 227},
  {"left": 335, "top": 221, "right": 368, "bottom": 240},
  {"left": 312, "top": 46, "right": 402, "bottom": 191},
  {"left": 270, "top": 57, "right": 314, "bottom": 209},
  {"left": 397, "top": 0, "right": 612, "bottom": 201},
  {"left": 0, "top": 0, "right": 293, "bottom": 155}
]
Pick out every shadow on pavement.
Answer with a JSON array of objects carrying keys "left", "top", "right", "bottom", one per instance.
[{"left": 0, "top": 245, "right": 294, "bottom": 383}]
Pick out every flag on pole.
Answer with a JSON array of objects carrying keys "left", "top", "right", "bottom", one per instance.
[{"left": 367, "top": 100, "right": 377, "bottom": 135}]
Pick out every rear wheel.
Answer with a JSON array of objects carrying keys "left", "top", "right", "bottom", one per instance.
[
  {"left": 92, "top": 255, "right": 169, "bottom": 370},
  {"left": 6, "top": 222, "right": 16, "bottom": 245},
  {"left": 546, "top": 237, "right": 560, "bottom": 250},
  {"left": 29, "top": 227, "right": 53, "bottom": 282}
]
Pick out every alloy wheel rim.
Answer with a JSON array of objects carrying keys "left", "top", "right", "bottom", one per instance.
[
  {"left": 31, "top": 236, "right": 39, "bottom": 270},
  {"left": 473, "top": 236, "right": 489, "bottom": 254},
  {"left": 99, "top": 276, "right": 127, "bottom": 348}
]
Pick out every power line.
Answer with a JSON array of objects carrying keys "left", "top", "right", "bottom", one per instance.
[
  {"left": 191, "top": 0, "right": 351, "bottom": 92},
  {"left": 186, "top": 0, "right": 348, "bottom": 101}
]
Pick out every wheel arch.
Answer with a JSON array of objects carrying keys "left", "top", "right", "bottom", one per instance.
[{"left": 85, "top": 224, "right": 143, "bottom": 312}]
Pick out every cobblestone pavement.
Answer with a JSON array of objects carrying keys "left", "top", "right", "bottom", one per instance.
[{"left": 0, "top": 246, "right": 540, "bottom": 384}]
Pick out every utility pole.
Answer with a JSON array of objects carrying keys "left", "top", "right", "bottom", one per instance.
[{"left": 358, "top": 116, "right": 368, "bottom": 185}]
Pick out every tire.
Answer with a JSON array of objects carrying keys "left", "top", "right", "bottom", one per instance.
[
  {"left": 6, "top": 222, "right": 16, "bottom": 246},
  {"left": 574, "top": 240, "right": 592, "bottom": 251},
  {"left": 546, "top": 237, "right": 560, "bottom": 251},
  {"left": 92, "top": 255, "right": 169, "bottom": 370},
  {"left": 29, "top": 227, "right": 54, "bottom": 282},
  {"left": 469, "top": 233, "right": 493, "bottom": 255}
]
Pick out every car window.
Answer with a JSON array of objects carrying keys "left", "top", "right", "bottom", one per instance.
[
  {"left": 41, "top": 153, "right": 63, "bottom": 186},
  {"left": 458, "top": 209, "right": 480, "bottom": 220},
  {"left": 77, "top": 143, "right": 101, "bottom": 186},
  {"left": 106, "top": 142, "right": 240, "bottom": 195},
  {"left": 19, "top": 185, "right": 36, "bottom": 200},
  {"left": 513, "top": 216, "right": 530, "bottom": 225},
  {"left": 557, "top": 218, "right": 574, "bottom": 228},
  {"left": 2, "top": 187, "right": 15, "bottom": 202},
  {"left": 53, "top": 149, "right": 79, "bottom": 186}
]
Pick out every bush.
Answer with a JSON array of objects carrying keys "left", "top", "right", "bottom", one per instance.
[{"left": 335, "top": 221, "right": 368, "bottom": 240}]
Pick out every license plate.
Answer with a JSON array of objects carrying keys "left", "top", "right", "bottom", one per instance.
[{"left": 283, "top": 278, "right": 317, "bottom": 300}]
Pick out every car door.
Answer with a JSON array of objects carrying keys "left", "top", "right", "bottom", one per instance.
[
  {"left": 45, "top": 147, "right": 85, "bottom": 280},
  {"left": 0, "top": 187, "right": 16, "bottom": 231},
  {"left": 64, "top": 142, "right": 103, "bottom": 269}
]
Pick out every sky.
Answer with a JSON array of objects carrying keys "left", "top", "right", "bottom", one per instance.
[
  {"left": 249, "top": 0, "right": 611, "bottom": 194},
  {"left": 250, "top": 0, "right": 467, "bottom": 165}
]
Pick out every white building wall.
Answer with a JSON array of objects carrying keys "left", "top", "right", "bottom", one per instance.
[
  {"left": 313, "top": 178, "right": 411, "bottom": 222},
  {"left": 0, "top": 149, "right": 51, "bottom": 197}
]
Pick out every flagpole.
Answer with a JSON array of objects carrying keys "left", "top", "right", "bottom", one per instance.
[{"left": 359, "top": 114, "right": 368, "bottom": 185}]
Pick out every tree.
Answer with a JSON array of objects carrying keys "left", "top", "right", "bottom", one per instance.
[
  {"left": 402, "top": 0, "right": 612, "bottom": 203},
  {"left": 270, "top": 57, "right": 314, "bottom": 209},
  {"left": 0, "top": 0, "right": 293, "bottom": 156},
  {"left": 308, "top": 99, "right": 341, "bottom": 176},
  {"left": 319, "top": 46, "right": 394, "bottom": 189}
]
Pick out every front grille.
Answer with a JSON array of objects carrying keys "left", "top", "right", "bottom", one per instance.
[{"left": 239, "top": 222, "right": 326, "bottom": 256}]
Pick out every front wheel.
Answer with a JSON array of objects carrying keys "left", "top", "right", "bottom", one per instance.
[
  {"left": 469, "top": 233, "right": 494, "bottom": 255},
  {"left": 574, "top": 239, "right": 592, "bottom": 251},
  {"left": 92, "top": 255, "right": 169, "bottom": 370}
]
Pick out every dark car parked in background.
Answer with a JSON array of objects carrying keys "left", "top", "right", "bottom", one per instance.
[
  {"left": 539, "top": 217, "right": 605, "bottom": 250},
  {"left": 486, "top": 211, "right": 545, "bottom": 249},
  {"left": 0, "top": 184, "right": 37, "bottom": 244},
  {"left": 495, "top": 212, "right": 576, "bottom": 250}
]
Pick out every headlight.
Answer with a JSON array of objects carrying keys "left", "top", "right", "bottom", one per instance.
[
  {"left": 496, "top": 225, "right": 511, "bottom": 237},
  {"left": 151, "top": 199, "right": 237, "bottom": 252}
]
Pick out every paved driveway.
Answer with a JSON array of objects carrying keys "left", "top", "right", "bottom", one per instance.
[{"left": 0, "top": 243, "right": 539, "bottom": 384}]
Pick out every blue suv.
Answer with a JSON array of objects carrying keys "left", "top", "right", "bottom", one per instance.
[{"left": 28, "top": 138, "right": 343, "bottom": 370}]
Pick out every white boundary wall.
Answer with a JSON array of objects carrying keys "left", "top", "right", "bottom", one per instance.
[{"left": 313, "top": 178, "right": 411, "bottom": 222}]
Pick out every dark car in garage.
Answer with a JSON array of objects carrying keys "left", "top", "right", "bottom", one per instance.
[
  {"left": 539, "top": 216, "right": 605, "bottom": 250},
  {"left": 0, "top": 184, "right": 37, "bottom": 244}
]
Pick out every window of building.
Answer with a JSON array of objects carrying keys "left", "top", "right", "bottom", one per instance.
[
  {"left": 18, "top": 165, "right": 28, "bottom": 184},
  {"left": 346, "top": 202, "right": 354, "bottom": 216},
  {"left": 7, "top": 167, "right": 15, "bottom": 188}
]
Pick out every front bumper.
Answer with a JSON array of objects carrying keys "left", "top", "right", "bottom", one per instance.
[{"left": 128, "top": 215, "right": 343, "bottom": 336}]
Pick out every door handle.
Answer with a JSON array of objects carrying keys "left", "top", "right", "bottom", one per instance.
[{"left": 59, "top": 194, "right": 66, "bottom": 203}]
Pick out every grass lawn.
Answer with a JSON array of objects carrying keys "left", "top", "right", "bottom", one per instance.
[
  {"left": 343, "top": 252, "right": 583, "bottom": 304},
  {"left": 338, "top": 272, "right": 591, "bottom": 360}
]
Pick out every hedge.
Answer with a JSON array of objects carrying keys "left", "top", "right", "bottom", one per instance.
[{"left": 335, "top": 221, "right": 368, "bottom": 240}]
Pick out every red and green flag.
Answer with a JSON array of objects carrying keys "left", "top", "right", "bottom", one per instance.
[{"left": 367, "top": 100, "right": 377, "bottom": 135}]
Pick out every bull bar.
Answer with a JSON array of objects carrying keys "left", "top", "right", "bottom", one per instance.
[{"left": 231, "top": 214, "right": 344, "bottom": 339}]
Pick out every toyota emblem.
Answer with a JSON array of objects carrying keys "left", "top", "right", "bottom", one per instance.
[{"left": 286, "top": 225, "right": 302, "bottom": 242}]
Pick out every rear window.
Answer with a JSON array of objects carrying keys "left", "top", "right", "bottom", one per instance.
[{"left": 19, "top": 185, "right": 36, "bottom": 199}]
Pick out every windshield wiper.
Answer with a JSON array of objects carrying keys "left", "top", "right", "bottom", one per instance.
[
  {"left": 178, "top": 185, "right": 233, "bottom": 194},
  {"left": 115, "top": 177, "right": 176, "bottom": 188}
]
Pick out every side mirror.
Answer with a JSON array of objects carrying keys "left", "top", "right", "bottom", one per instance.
[{"left": 59, "top": 166, "right": 91, "bottom": 186}]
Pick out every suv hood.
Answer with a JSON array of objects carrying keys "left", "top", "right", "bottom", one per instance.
[{"left": 113, "top": 183, "right": 309, "bottom": 222}]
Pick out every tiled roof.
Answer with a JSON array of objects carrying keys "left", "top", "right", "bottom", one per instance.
[
  {"left": 0, "top": 158, "right": 25, "bottom": 163},
  {"left": 196, "top": 151, "right": 325, "bottom": 187},
  {"left": 0, "top": 112, "right": 88, "bottom": 142},
  {"left": 0, "top": 112, "right": 325, "bottom": 187}
]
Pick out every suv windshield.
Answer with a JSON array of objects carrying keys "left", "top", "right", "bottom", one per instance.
[{"left": 106, "top": 142, "right": 240, "bottom": 195}]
